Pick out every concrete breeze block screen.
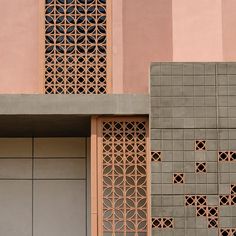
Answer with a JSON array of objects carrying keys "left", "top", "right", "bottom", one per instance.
[{"left": 150, "top": 63, "right": 236, "bottom": 236}]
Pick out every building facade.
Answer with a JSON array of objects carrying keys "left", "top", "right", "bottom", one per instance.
[{"left": 0, "top": 1, "right": 236, "bottom": 236}]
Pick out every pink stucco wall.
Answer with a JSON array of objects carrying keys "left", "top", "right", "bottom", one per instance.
[
  {"left": 222, "top": 0, "right": 236, "bottom": 61},
  {"left": 122, "top": 0, "right": 173, "bottom": 94},
  {"left": 112, "top": 0, "right": 123, "bottom": 94},
  {"left": 0, "top": 0, "right": 40, "bottom": 94},
  {"left": 1, "top": 0, "right": 236, "bottom": 94},
  {"left": 172, "top": 0, "right": 223, "bottom": 61},
  {"left": 118, "top": 0, "right": 236, "bottom": 94}
]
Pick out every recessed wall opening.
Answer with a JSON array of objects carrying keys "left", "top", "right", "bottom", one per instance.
[
  {"left": 0, "top": 115, "right": 91, "bottom": 236},
  {"left": 0, "top": 137, "right": 90, "bottom": 236}
]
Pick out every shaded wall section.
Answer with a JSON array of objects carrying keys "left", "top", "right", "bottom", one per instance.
[
  {"left": 122, "top": 0, "right": 173, "bottom": 94},
  {"left": 0, "top": 0, "right": 40, "bottom": 93},
  {"left": 222, "top": 0, "right": 236, "bottom": 61}
]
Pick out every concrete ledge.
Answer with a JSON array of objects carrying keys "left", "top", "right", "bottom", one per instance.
[{"left": 0, "top": 94, "right": 149, "bottom": 115}]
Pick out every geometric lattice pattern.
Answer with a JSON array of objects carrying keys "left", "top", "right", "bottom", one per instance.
[
  {"left": 208, "top": 217, "right": 218, "bottom": 228},
  {"left": 185, "top": 195, "right": 218, "bottom": 228},
  {"left": 195, "top": 196, "right": 208, "bottom": 217},
  {"left": 195, "top": 140, "right": 206, "bottom": 150},
  {"left": 218, "top": 151, "right": 230, "bottom": 161},
  {"left": 45, "top": 0, "right": 108, "bottom": 94},
  {"left": 207, "top": 206, "right": 219, "bottom": 228},
  {"left": 219, "top": 185, "right": 236, "bottom": 206},
  {"left": 185, "top": 195, "right": 207, "bottom": 206},
  {"left": 218, "top": 151, "right": 236, "bottom": 162},
  {"left": 219, "top": 228, "right": 236, "bottom": 236},
  {"left": 231, "top": 185, "right": 236, "bottom": 194},
  {"left": 185, "top": 195, "right": 196, "bottom": 206},
  {"left": 196, "top": 206, "right": 207, "bottom": 217},
  {"left": 173, "top": 173, "right": 184, "bottom": 184},
  {"left": 219, "top": 195, "right": 231, "bottom": 206},
  {"left": 151, "top": 151, "right": 161, "bottom": 162},
  {"left": 101, "top": 119, "right": 149, "bottom": 235},
  {"left": 220, "top": 196, "right": 236, "bottom": 206},
  {"left": 196, "top": 195, "right": 207, "bottom": 206},
  {"left": 152, "top": 218, "right": 174, "bottom": 229},
  {"left": 196, "top": 162, "right": 207, "bottom": 173},
  {"left": 230, "top": 152, "right": 236, "bottom": 161}
]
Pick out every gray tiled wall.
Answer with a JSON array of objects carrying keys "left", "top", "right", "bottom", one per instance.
[
  {"left": 150, "top": 63, "right": 236, "bottom": 236},
  {"left": 0, "top": 138, "right": 88, "bottom": 236}
]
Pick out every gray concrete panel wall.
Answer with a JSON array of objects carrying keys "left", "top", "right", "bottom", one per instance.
[
  {"left": 0, "top": 138, "right": 88, "bottom": 236},
  {"left": 150, "top": 63, "right": 236, "bottom": 236}
]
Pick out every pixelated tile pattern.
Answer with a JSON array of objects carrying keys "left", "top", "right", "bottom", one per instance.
[{"left": 151, "top": 63, "right": 236, "bottom": 235}]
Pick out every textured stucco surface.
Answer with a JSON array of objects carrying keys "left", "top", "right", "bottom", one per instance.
[
  {"left": 0, "top": 0, "right": 40, "bottom": 93},
  {"left": 117, "top": 0, "right": 236, "bottom": 93},
  {"left": 123, "top": 0, "right": 173, "bottom": 94},
  {"left": 1, "top": 0, "right": 236, "bottom": 94},
  {"left": 222, "top": 0, "right": 236, "bottom": 61},
  {"left": 172, "top": 0, "right": 223, "bottom": 61}
]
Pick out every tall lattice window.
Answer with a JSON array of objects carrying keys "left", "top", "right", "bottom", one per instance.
[
  {"left": 97, "top": 118, "right": 151, "bottom": 236},
  {"left": 45, "top": 0, "right": 110, "bottom": 94}
]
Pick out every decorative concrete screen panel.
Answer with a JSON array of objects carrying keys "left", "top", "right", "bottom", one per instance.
[
  {"left": 150, "top": 63, "right": 236, "bottom": 236},
  {"left": 45, "top": 0, "right": 111, "bottom": 94},
  {"left": 93, "top": 117, "right": 151, "bottom": 236}
]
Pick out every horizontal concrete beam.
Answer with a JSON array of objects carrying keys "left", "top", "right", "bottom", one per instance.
[{"left": 0, "top": 94, "right": 149, "bottom": 115}]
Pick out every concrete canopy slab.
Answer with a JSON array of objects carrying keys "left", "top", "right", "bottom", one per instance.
[
  {"left": 0, "top": 94, "right": 149, "bottom": 115},
  {"left": 0, "top": 95, "right": 149, "bottom": 137}
]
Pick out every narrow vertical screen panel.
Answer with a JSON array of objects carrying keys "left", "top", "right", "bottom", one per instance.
[
  {"left": 45, "top": 0, "right": 109, "bottom": 94},
  {"left": 98, "top": 118, "right": 150, "bottom": 236}
]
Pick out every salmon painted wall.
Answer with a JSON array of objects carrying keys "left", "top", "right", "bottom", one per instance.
[
  {"left": 172, "top": 0, "right": 223, "bottom": 61},
  {"left": 115, "top": 0, "right": 236, "bottom": 94},
  {"left": 222, "top": 0, "right": 236, "bottom": 61},
  {"left": 0, "top": 0, "right": 40, "bottom": 94},
  {"left": 122, "top": 0, "right": 173, "bottom": 94},
  {"left": 1, "top": 0, "right": 236, "bottom": 94}
]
